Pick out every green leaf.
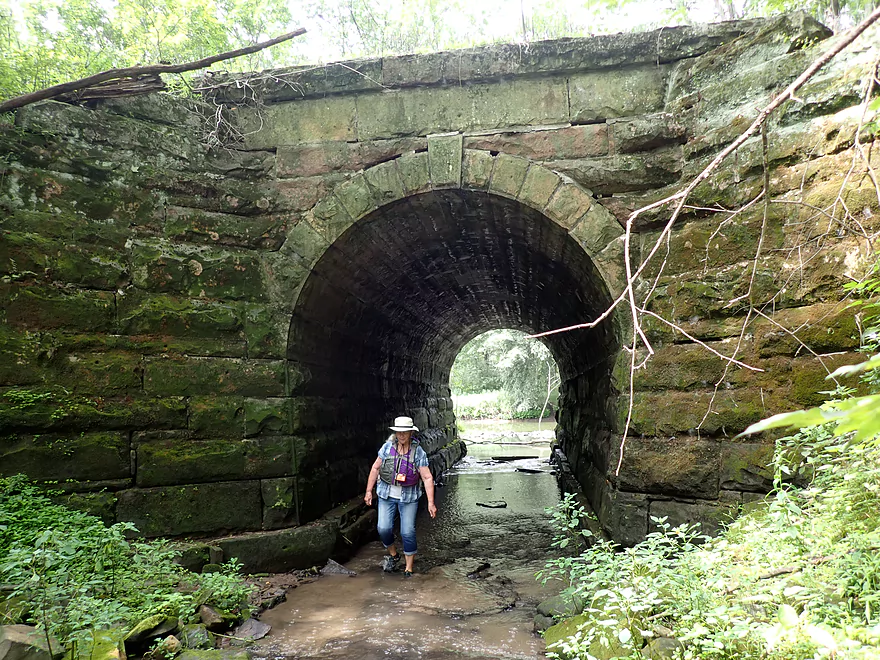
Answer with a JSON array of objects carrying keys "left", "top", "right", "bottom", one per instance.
[
  {"left": 740, "top": 408, "right": 829, "bottom": 436},
  {"left": 778, "top": 603, "right": 798, "bottom": 629},
  {"left": 804, "top": 624, "right": 837, "bottom": 651},
  {"left": 829, "top": 354, "right": 880, "bottom": 378}
]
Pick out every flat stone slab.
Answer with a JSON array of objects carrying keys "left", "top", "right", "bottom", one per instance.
[
  {"left": 0, "top": 625, "right": 62, "bottom": 660},
  {"left": 232, "top": 619, "right": 271, "bottom": 642},
  {"left": 320, "top": 559, "right": 357, "bottom": 576}
]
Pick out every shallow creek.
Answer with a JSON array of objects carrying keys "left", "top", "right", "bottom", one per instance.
[{"left": 253, "top": 423, "right": 563, "bottom": 660}]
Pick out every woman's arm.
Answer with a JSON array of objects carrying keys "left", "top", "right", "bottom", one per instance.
[
  {"left": 418, "top": 465, "right": 437, "bottom": 518},
  {"left": 365, "top": 457, "right": 383, "bottom": 506}
]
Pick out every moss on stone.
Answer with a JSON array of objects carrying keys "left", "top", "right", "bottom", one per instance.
[
  {"left": 48, "top": 352, "right": 143, "bottom": 395},
  {"left": 130, "top": 241, "right": 265, "bottom": 301},
  {"left": 136, "top": 436, "right": 291, "bottom": 487},
  {"left": 1, "top": 283, "right": 116, "bottom": 333},
  {"left": 188, "top": 396, "right": 245, "bottom": 438},
  {"left": 243, "top": 305, "right": 289, "bottom": 359},
  {"left": 143, "top": 356, "right": 286, "bottom": 397},
  {"left": 117, "top": 290, "right": 245, "bottom": 339},
  {"left": 0, "top": 231, "right": 128, "bottom": 290},
  {"left": 116, "top": 481, "right": 263, "bottom": 537},
  {"left": 244, "top": 398, "right": 289, "bottom": 437},
  {"left": 163, "top": 207, "right": 286, "bottom": 250},
  {"left": 0, "top": 431, "right": 129, "bottom": 482},
  {"left": 544, "top": 611, "right": 635, "bottom": 659},
  {"left": 260, "top": 477, "right": 298, "bottom": 530},
  {"left": 0, "top": 388, "right": 186, "bottom": 432}
]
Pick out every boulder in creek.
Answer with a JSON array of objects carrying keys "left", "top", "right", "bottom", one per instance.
[
  {"left": 533, "top": 614, "right": 555, "bottom": 634},
  {"left": 230, "top": 619, "right": 270, "bottom": 643},
  {"left": 319, "top": 559, "right": 356, "bottom": 576},
  {"left": 0, "top": 625, "right": 63, "bottom": 660},
  {"left": 641, "top": 636, "right": 684, "bottom": 659},
  {"left": 197, "top": 606, "right": 228, "bottom": 632},
  {"left": 536, "top": 594, "right": 584, "bottom": 618},
  {"left": 181, "top": 625, "right": 213, "bottom": 651},
  {"left": 544, "top": 612, "right": 638, "bottom": 660},
  {"left": 252, "top": 587, "right": 286, "bottom": 614},
  {"left": 72, "top": 630, "right": 126, "bottom": 660},
  {"left": 475, "top": 501, "right": 507, "bottom": 508},
  {"left": 124, "top": 615, "right": 178, "bottom": 647}
]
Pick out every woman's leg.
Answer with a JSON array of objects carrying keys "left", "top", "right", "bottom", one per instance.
[
  {"left": 376, "top": 497, "right": 398, "bottom": 554},
  {"left": 398, "top": 499, "right": 419, "bottom": 572}
]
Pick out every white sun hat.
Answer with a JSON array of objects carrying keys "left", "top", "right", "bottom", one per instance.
[{"left": 389, "top": 415, "right": 419, "bottom": 432}]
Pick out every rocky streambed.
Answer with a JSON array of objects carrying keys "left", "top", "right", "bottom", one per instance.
[{"left": 251, "top": 432, "right": 565, "bottom": 660}]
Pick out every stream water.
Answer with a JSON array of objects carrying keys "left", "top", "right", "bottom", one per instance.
[{"left": 253, "top": 421, "right": 563, "bottom": 660}]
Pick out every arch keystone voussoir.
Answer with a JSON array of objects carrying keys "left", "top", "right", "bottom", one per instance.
[
  {"left": 427, "top": 132, "right": 463, "bottom": 189},
  {"left": 544, "top": 180, "right": 594, "bottom": 230},
  {"left": 332, "top": 173, "right": 377, "bottom": 221},
  {"left": 518, "top": 164, "right": 562, "bottom": 211},
  {"left": 363, "top": 159, "right": 406, "bottom": 206},
  {"left": 309, "top": 194, "right": 354, "bottom": 244},
  {"left": 569, "top": 204, "right": 625, "bottom": 256},
  {"left": 462, "top": 149, "right": 495, "bottom": 191},
  {"left": 487, "top": 153, "right": 530, "bottom": 199},
  {"left": 397, "top": 151, "right": 431, "bottom": 195}
]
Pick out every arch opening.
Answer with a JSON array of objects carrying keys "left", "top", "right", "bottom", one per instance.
[
  {"left": 449, "top": 328, "right": 560, "bottom": 421},
  {"left": 286, "top": 188, "right": 621, "bottom": 517}
]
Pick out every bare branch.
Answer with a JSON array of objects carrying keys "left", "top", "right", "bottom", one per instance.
[{"left": 637, "top": 309, "right": 764, "bottom": 372}]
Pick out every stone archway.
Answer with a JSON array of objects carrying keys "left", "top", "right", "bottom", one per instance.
[
  {"left": 282, "top": 139, "right": 627, "bottom": 304},
  {"left": 278, "top": 138, "right": 628, "bottom": 526}
]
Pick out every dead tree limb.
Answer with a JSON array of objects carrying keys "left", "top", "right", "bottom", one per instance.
[{"left": 0, "top": 28, "right": 306, "bottom": 113}]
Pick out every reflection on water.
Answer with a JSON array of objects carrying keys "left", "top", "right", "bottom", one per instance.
[
  {"left": 460, "top": 418, "right": 557, "bottom": 434},
  {"left": 253, "top": 427, "right": 561, "bottom": 660},
  {"left": 459, "top": 418, "right": 556, "bottom": 460}
]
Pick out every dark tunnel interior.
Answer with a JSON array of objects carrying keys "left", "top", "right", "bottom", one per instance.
[{"left": 286, "top": 189, "right": 621, "bottom": 502}]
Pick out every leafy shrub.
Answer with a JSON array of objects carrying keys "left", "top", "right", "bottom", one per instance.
[
  {"left": 452, "top": 391, "right": 506, "bottom": 419},
  {"left": 539, "top": 424, "right": 880, "bottom": 659},
  {"left": 0, "top": 476, "right": 255, "bottom": 651}
]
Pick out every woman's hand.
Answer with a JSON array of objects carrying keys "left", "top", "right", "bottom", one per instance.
[
  {"left": 428, "top": 502, "right": 437, "bottom": 518},
  {"left": 364, "top": 491, "right": 373, "bottom": 506}
]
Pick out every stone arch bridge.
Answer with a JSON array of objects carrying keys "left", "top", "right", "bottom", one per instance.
[{"left": 1, "top": 12, "right": 877, "bottom": 567}]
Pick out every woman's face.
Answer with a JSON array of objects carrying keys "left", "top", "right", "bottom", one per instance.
[{"left": 395, "top": 430, "right": 412, "bottom": 443}]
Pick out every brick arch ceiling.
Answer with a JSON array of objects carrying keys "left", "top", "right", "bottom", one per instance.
[{"left": 288, "top": 189, "right": 617, "bottom": 392}]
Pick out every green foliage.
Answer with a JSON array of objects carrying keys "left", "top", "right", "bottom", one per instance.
[
  {"left": 540, "top": 431, "right": 880, "bottom": 659},
  {"left": 0, "top": 476, "right": 254, "bottom": 649},
  {"left": 742, "top": 0, "right": 878, "bottom": 26},
  {"left": 450, "top": 330, "right": 559, "bottom": 419}
]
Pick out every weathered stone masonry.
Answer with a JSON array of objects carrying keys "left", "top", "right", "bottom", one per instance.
[{"left": 1, "top": 12, "right": 878, "bottom": 557}]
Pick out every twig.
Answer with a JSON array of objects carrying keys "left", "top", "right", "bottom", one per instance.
[
  {"left": 0, "top": 28, "right": 307, "bottom": 113},
  {"left": 759, "top": 565, "right": 800, "bottom": 579},
  {"left": 637, "top": 309, "right": 763, "bottom": 372},
  {"left": 751, "top": 308, "right": 841, "bottom": 382},
  {"left": 212, "top": 632, "right": 257, "bottom": 642}
]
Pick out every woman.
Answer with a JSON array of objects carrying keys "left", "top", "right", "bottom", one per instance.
[{"left": 364, "top": 415, "right": 437, "bottom": 577}]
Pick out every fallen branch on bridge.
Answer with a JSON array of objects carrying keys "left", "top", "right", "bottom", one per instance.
[{"left": 0, "top": 28, "right": 306, "bottom": 114}]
